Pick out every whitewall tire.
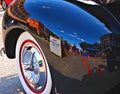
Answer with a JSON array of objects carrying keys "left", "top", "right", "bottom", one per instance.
[
  {"left": 16, "top": 32, "right": 52, "bottom": 94},
  {"left": 1, "top": 0, "right": 7, "bottom": 10}
]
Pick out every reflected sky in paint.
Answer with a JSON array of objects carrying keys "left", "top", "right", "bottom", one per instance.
[{"left": 25, "top": 0, "right": 112, "bottom": 49}]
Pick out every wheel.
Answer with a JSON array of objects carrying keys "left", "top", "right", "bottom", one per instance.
[
  {"left": 1, "top": 0, "right": 7, "bottom": 10},
  {"left": 16, "top": 32, "right": 52, "bottom": 94}
]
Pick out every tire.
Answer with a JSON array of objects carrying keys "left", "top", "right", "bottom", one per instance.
[
  {"left": 1, "top": 0, "right": 7, "bottom": 10},
  {"left": 16, "top": 32, "right": 52, "bottom": 94}
]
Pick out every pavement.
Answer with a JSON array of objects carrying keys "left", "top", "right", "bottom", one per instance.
[{"left": 0, "top": 7, "right": 25, "bottom": 94}]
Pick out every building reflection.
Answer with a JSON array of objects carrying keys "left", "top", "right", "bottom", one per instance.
[
  {"left": 29, "top": 20, "right": 120, "bottom": 74},
  {"left": 36, "top": 22, "right": 114, "bottom": 59}
]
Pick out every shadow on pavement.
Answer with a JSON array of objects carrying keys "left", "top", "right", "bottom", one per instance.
[{"left": 0, "top": 74, "right": 26, "bottom": 94}]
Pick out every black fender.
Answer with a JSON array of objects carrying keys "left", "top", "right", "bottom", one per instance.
[{"left": 2, "top": 0, "right": 120, "bottom": 93}]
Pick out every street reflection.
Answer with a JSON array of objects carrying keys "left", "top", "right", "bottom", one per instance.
[{"left": 35, "top": 22, "right": 120, "bottom": 73}]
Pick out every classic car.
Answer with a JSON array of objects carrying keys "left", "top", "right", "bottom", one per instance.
[
  {"left": 1, "top": 0, "right": 120, "bottom": 93},
  {"left": 0, "top": 0, "right": 15, "bottom": 10}
]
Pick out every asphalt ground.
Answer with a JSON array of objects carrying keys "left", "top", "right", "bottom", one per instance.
[{"left": 1, "top": 6, "right": 120, "bottom": 94}]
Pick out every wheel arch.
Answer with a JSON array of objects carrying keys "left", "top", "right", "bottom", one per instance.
[{"left": 5, "top": 28, "right": 25, "bottom": 58}]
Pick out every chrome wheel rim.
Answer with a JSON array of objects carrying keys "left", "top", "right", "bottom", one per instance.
[{"left": 20, "top": 40, "right": 47, "bottom": 92}]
